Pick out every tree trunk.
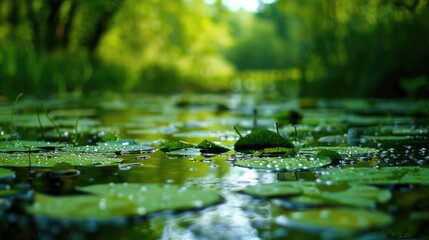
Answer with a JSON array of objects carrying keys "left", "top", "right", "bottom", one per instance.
[{"left": 46, "top": 0, "right": 64, "bottom": 51}]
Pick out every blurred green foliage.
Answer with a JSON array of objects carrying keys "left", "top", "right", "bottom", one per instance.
[{"left": 0, "top": 0, "right": 428, "bottom": 98}]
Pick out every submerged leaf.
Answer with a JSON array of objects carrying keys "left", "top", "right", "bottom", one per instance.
[{"left": 234, "top": 129, "right": 293, "bottom": 152}]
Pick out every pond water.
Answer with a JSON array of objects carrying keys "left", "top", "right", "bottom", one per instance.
[{"left": 1, "top": 94, "right": 429, "bottom": 239}]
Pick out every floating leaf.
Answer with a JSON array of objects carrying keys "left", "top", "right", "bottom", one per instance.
[
  {"left": 0, "top": 168, "right": 15, "bottom": 180},
  {"left": 160, "top": 141, "right": 195, "bottom": 152},
  {"left": 254, "top": 147, "right": 296, "bottom": 157},
  {"left": 234, "top": 129, "right": 293, "bottom": 152},
  {"left": 197, "top": 140, "right": 229, "bottom": 154},
  {"left": 276, "top": 208, "right": 392, "bottom": 231},
  {"left": 300, "top": 147, "right": 378, "bottom": 157},
  {"left": 0, "top": 153, "right": 120, "bottom": 167},
  {"left": 67, "top": 144, "right": 154, "bottom": 155},
  {"left": 317, "top": 166, "right": 429, "bottom": 184},
  {"left": 360, "top": 135, "right": 416, "bottom": 144},
  {"left": 27, "top": 183, "right": 223, "bottom": 221},
  {"left": 242, "top": 182, "right": 390, "bottom": 208},
  {"left": 0, "top": 140, "right": 65, "bottom": 153},
  {"left": 242, "top": 182, "right": 302, "bottom": 198},
  {"left": 234, "top": 155, "right": 331, "bottom": 172},
  {"left": 314, "top": 149, "right": 342, "bottom": 162}
]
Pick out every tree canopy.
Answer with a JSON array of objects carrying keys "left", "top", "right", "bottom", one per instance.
[{"left": 0, "top": 0, "right": 428, "bottom": 98}]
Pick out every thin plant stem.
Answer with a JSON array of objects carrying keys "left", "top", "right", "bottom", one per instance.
[
  {"left": 9, "top": 93, "right": 23, "bottom": 135},
  {"left": 41, "top": 103, "right": 61, "bottom": 140},
  {"left": 37, "top": 110, "right": 45, "bottom": 141},
  {"left": 73, "top": 117, "right": 79, "bottom": 146},
  {"left": 233, "top": 126, "right": 243, "bottom": 138},
  {"left": 275, "top": 122, "right": 280, "bottom": 150},
  {"left": 25, "top": 146, "right": 31, "bottom": 168}
]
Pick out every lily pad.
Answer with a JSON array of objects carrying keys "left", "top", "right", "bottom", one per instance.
[
  {"left": 67, "top": 144, "right": 154, "bottom": 155},
  {"left": 234, "top": 155, "right": 331, "bottom": 172},
  {"left": 317, "top": 166, "right": 429, "bottom": 184},
  {"left": 0, "top": 168, "right": 15, "bottom": 180},
  {"left": 254, "top": 147, "right": 296, "bottom": 157},
  {"left": 234, "top": 129, "right": 293, "bottom": 151},
  {"left": 27, "top": 183, "right": 223, "bottom": 221},
  {"left": 242, "top": 182, "right": 391, "bottom": 208},
  {"left": 0, "top": 140, "right": 66, "bottom": 153},
  {"left": 197, "top": 140, "right": 229, "bottom": 154},
  {"left": 360, "top": 135, "right": 415, "bottom": 143},
  {"left": 300, "top": 147, "right": 378, "bottom": 157},
  {"left": 276, "top": 208, "right": 392, "bottom": 231},
  {"left": 0, "top": 152, "right": 120, "bottom": 167},
  {"left": 160, "top": 141, "right": 195, "bottom": 152}
]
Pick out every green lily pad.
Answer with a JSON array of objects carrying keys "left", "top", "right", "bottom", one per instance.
[
  {"left": 300, "top": 147, "right": 378, "bottom": 156},
  {"left": 27, "top": 183, "right": 223, "bottom": 221},
  {"left": 234, "top": 155, "right": 331, "bottom": 172},
  {"left": 197, "top": 140, "right": 229, "bottom": 154},
  {"left": 234, "top": 129, "right": 293, "bottom": 152},
  {"left": 242, "top": 182, "right": 390, "bottom": 208},
  {"left": 0, "top": 168, "right": 15, "bottom": 180},
  {"left": 253, "top": 147, "right": 296, "bottom": 157},
  {"left": 160, "top": 141, "right": 195, "bottom": 152},
  {"left": 0, "top": 152, "right": 120, "bottom": 167},
  {"left": 317, "top": 166, "right": 429, "bottom": 184},
  {"left": 276, "top": 208, "right": 392, "bottom": 231},
  {"left": 360, "top": 135, "right": 414, "bottom": 143},
  {"left": 314, "top": 149, "right": 342, "bottom": 162},
  {"left": 0, "top": 140, "right": 66, "bottom": 153},
  {"left": 67, "top": 144, "right": 154, "bottom": 155}
]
